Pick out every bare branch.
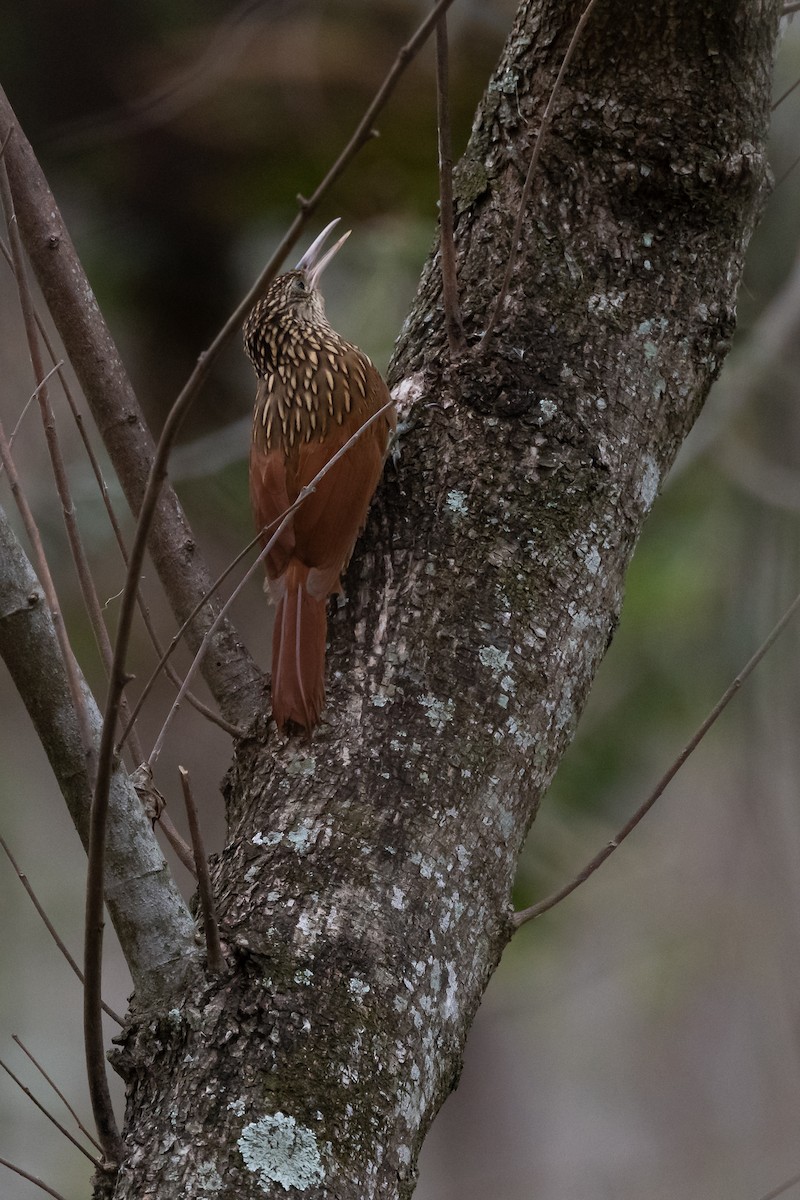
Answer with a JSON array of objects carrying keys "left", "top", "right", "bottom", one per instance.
[
  {"left": 0, "top": 416, "right": 94, "bottom": 774},
  {"left": 158, "top": 813, "right": 199, "bottom": 878},
  {"left": 0, "top": 84, "right": 261, "bottom": 726},
  {"left": 514, "top": 584, "right": 800, "bottom": 928},
  {"left": 0, "top": 159, "right": 147, "bottom": 768},
  {"left": 480, "top": 0, "right": 602, "bottom": 353},
  {"left": 0, "top": 1156, "right": 67, "bottom": 1200},
  {"left": 12, "top": 1035, "right": 104, "bottom": 1155},
  {"left": 0, "top": 1056, "right": 101, "bottom": 1167},
  {"left": 775, "top": 148, "right": 800, "bottom": 187},
  {"left": 435, "top": 6, "right": 465, "bottom": 354},
  {"left": 179, "top": 767, "right": 224, "bottom": 974},
  {"left": 0, "top": 226, "right": 241, "bottom": 739},
  {"left": 0, "top": 360, "right": 63, "bottom": 458},
  {"left": 772, "top": 72, "right": 800, "bottom": 109},
  {"left": 757, "top": 1168, "right": 800, "bottom": 1200},
  {"left": 117, "top": 528, "right": 263, "bottom": 754},
  {"left": 0, "top": 503, "right": 198, "bottom": 993},
  {"left": 0, "top": 835, "right": 123, "bottom": 1026},
  {"left": 2, "top": 229, "right": 239, "bottom": 740}
]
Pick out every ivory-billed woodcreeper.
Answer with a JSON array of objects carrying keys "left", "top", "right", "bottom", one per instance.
[{"left": 244, "top": 220, "right": 396, "bottom": 733}]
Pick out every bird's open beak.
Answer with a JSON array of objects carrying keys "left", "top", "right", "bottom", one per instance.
[{"left": 296, "top": 219, "right": 351, "bottom": 290}]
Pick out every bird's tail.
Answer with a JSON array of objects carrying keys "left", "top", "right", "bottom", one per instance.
[{"left": 270, "top": 561, "right": 328, "bottom": 733}]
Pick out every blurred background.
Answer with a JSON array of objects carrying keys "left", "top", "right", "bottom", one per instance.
[{"left": 1, "top": 2, "right": 800, "bottom": 1197}]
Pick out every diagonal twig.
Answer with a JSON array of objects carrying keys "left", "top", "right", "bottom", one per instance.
[
  {"left": 116, "top": 528, "right": 263, "bottom": 754},
  {"left": 0, "top": 360, "right": 63, "bottom": 464},
  {"left": 0, "top": 159, "right": 147, "bottom": 770},
  {"left": 0, "top": 835, "right": 123, "bottom": 1026},
  {"left": 0, "top": 149, "right": 121, "bottom": 1161},
  {"left": 0, "top": 1156, "right": 67, "bottom": 1200},
  {"left": 5, "top": 222, "right": 242, "bottom": 739},
  {"left": 480, "top": 0, "right": 602, "bottom": 353},
  {"left": 12, "top": 1035, "right": 104, "bottom": 1155},
  {"left": 756, "top": 1168, "right": 800, "bottom": 1200},
  {"left": 0, "top": 1057, "right": 101, "bottom": 1167},
  {"left": 514, "top": 584, "right": 800, "bottom": 927},
  {"left": 757, "top": 1168, "right": 800, "bottom": 1200}
]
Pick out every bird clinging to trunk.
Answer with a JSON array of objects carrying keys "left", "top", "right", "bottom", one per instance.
[{"left": 244, "top": 220, "right": 396, "bottom": 733}]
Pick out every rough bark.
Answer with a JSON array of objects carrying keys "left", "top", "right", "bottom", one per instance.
[{"left": 103, "top": 1, "right": 781, "bottom": 1197}]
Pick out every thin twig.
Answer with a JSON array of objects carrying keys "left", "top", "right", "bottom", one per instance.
[
  {"left": 0, "top": 161, "right": 146, "bottom": 769},
  {"left": 514, "top": 585, "right": 800, "bottom": 927},
  {"left": 147, "top": 399, "right": 395, "bottom": 767},
  {"left": 0, "top": 1156, "right": 67, "bottom": 1200},
  {"left": 0, "top": 360, "right": 63, "bottom": 464},
  {"left": 772, "top": 72, "right": 800, "bottom": 110},
  {"left": 178, "top": 767, "right": 224, "bottom": 973},
  {"left": 479, "top": 0, "right": 602, "bottom": 353},
  {"left": 158, "top": 813, "right": 198, "bottom": 877},
  {"left": 1, "top": 231, "right": 237, "bottom": 740},
  {"left": 0, "top": 1058, "right": 101, "bottom": 1167},
  {"left": 0, "top": 151, "right": 121, "bottom": 1162},
  {"left": 117, "top": 528, "right": 263, "bottom": 753},
  {"left": 757, "top": 1168, "right": 800, "bottom": 1200},
  {"left": 1, "top": 85, "right": 261, "bottom": 728},
  {"left": 12, "top": 1035, "right": 104, "bottom": 1155},
  {"left": 783, "top": 1, "right": 800, "bottom": 14},
  {"left": 0, "top": 835, "right": 124, "bottom": 1026},
  {"left": 775, "top": 148, "right": 800, "bottom": 189},
  {"left": 435, "top": 6, "right": 464, "bottom": 354}
]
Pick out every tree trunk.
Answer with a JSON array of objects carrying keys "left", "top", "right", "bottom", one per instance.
[{"left": 3, "top": 0, "right": 783, "bottom": 1196}]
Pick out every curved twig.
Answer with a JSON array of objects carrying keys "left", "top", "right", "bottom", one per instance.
[
  {"left": 0, "top": 836, "right": 123, "bottom": 1026},
  {"left": 12, "top": 1035, "right": 104, "bottom": 1155},
  {"left": 514, "top": 584, "right": 800, "bottom": 927},
  {"left": 0, "top": 1156, "right": 67, "bottom": 1200}
]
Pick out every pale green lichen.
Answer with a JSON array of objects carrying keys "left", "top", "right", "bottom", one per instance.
[
  {"left": 638, "top": 454, "right": 661, "bottom": 510},
  {"left": 196, "top": 1160, "right": 223, "bottom": 1193},
  {"left": 446, "top": 489, "right": 469, "bottom": 516},
  {"left": 285, "top": 823, "right": 315, "bottom": 854},
  {"left": 478, "top": 645, "right": 511, "bottom": 675},
  {"left": 285, "top": 755, "right": 317, "bottom": 778},
  {"left": 419, "top": 695, "right": 454, "bottom": 729},
  {"left": 238, "top": 1113, "right": 325, "bottom": 1193}
]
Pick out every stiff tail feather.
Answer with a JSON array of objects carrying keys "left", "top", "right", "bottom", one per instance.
[{"left": 271, "top": 562, "right": 328, "bottom": 732}]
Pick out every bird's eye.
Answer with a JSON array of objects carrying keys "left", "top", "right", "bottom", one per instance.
[{"left": 294, "top": 276, "right": 307, "bottom": 294}]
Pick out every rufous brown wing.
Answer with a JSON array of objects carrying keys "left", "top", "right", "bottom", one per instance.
[{"left": 244, "top": 220, "right": 396, "bottom": 732}]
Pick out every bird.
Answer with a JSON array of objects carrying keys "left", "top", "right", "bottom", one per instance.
[{"left": 244, "top": 220, "right": 396, "bottom": 733}]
